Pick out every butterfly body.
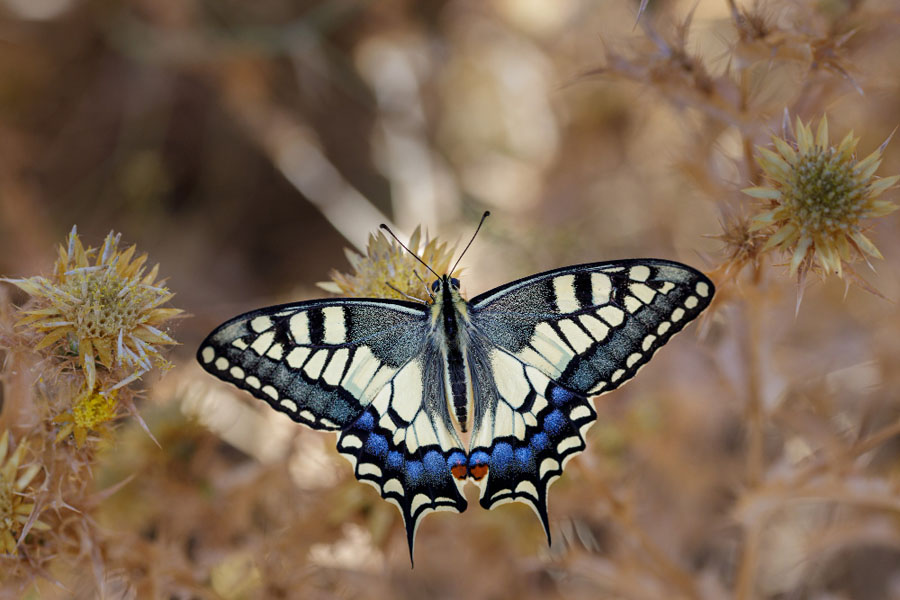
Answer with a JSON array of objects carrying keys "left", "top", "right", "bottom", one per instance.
[
  {"left": 198, "top": 258, "right": 713, "bottom": 560},
  {"left": 429, "top": 276, "right": 474, "bottom": 434}
]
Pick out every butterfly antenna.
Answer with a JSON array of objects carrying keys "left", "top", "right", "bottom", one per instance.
[
  {"left": 385, "top": 282, "right": 428, "bottom": 305},
  {"left": 379, "top": 224, "right": 440, "bottom": 280},
  {"left": 450, "top": 211, "right": 490, "bottom": 274},
  {"left": 411, "top": 270, "right": 435, "bottom": 300}
]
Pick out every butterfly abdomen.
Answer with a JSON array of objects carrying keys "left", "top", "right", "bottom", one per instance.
[{"left": 447, "top": 347, "right": 469, "bottom": 431}]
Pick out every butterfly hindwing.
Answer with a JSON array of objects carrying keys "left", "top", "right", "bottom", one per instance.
[
  {"left": 337, "top": 350, "right": 467, "bottom": 560},
  {"left": 468, "top": 259, "right": 713, "bottom": 533},
  {"left": 467, "top": 344, "right": 596, "bottom": 541}
]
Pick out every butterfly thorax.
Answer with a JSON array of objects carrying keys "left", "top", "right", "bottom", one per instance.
[{"left": 430, "top": 276, "right": 474, "bottom": 435}]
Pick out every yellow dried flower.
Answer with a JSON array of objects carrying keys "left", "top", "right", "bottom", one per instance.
[
  {"left": 0, "top": 431, "right": 49, "bottom": 555},
  {"left": 744, "top": 116, "right": 899, "bottom": 281},
  {"left": 4, "top": 226, "right": 183, "bottom": 391},
  {"left": 318, "top": 225, "right": 458, "bottom": 302},
  {"left": 54, "top": 388, "right": 119, "bottom": 447}
]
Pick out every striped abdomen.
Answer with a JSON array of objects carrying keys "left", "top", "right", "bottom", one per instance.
[{"left": 446, "top": 346, "right": 469, "bottom": 431}]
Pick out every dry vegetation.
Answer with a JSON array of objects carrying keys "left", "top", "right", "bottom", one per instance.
[{"left": 2, "top": 0, "right": 900, "bottom": 598}]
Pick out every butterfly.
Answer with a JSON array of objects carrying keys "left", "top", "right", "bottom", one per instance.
[{"left": 197, "top": 219, "right": 714, "bottom": 562}]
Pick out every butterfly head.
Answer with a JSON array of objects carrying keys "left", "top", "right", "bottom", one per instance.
[
  {"left": 430, "top": 276, "right": 460, "bottom": 294},
  {"left": 428, "top": 275, "right": 466, "bottom": 309}
]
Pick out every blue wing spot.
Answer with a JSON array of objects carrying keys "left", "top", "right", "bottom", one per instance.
[
  {"left": 514, "top": 446, "right": 533, "bottom": 466},
  {"left": 406, "top": 461, "right": 424, "bottom": 484},
  {"left": 423, "top": 450, "right": 445, "bottom": 478},
  {"left": 491, "top": 442, "right": 514, "bottom": 474},
  {"left": 530, "top": 432, "right": 549, "bottom": 451},
  {"left": 354, "top": 411, "right": 375, "bottom": 431},
  {"left": 449, "top": 451, "right": 468, "bottom": 479},
  {"left": 469, "top": 450, "right": 490, "bottom": 468},
  {"left": 387, "top": 450, "right": 404, "bottom": 470},
  {"left": 544, "top": 410, "right": 566, "bottom": 435},
  {"left": 448, "top": 451, "right": 467, "bottom": 468},
  {"left": 365, "top": 433, "right": 388, "bottom": 457},
  {"left": 550, "top": 385, "right": 575, "bottom": 406}
]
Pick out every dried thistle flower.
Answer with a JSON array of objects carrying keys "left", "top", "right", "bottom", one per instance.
[
  {"left": 745, "top": 116, "right": 899, "bottom": 282},
  {"left": 4, "top": 226, "right": 183, "bottom": 391},
  {"left": 590, "top": 8, "right": 730, "bottom": 118},
  {"left": 318, "top": 225, "right": 458, "bottom": 302},
  {"left": 712, "top": 212, "right": 767, "bottom": 278},
  {"left": 0, "top": 431, "right": 48, "bottom": 555},
  {"left": 730, "top": 5, "right": 862, "bottom": 93},
  {"left": 54, "top": 388, "right": 119, "bottom": 447}
]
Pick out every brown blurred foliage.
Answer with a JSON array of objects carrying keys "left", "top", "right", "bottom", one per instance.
[{"left": 2, "top": 0, "right": 900, "bottom": 598}]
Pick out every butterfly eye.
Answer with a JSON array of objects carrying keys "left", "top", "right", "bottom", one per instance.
[
  {"left": 431, "top": 280, "right": 441, "bottom": 293},
  {"left": 450, "top": 278, "right": 460, "bottom": 289}
]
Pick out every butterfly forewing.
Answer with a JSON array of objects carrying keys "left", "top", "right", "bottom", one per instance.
[
  {"left": 197, "top": 299, "right": 431, "bottom": 429},
  {"left": 470, "top": 259, "right": 714, "bottom": 396}
]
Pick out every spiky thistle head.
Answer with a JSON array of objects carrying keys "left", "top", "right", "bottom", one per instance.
[
  {"left": 318, "top": 226, "right": 459, "bottom": 303},
  {"left": 744, "top": 116, "right": 899, "bottom": 282},
  {"left": 4, "top": 227, "right": 183, "bottom": 392}
]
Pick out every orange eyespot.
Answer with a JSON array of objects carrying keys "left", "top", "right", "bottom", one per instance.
[
  {"left": 469, "top": 464, "right": 489, "bottom": 481},
  {"left": 451, "top": 464, "right": 468, "bottom": 480}
]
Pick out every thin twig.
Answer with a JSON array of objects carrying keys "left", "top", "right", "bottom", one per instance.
[{"left": 734, "top": 522, "right": 761, "bottom": 600}]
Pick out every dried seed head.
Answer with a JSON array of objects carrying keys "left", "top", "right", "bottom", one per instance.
[
  {"left": 4, "top": 227, "right": 183, "bottom": 391},
  {"left": 713, "top": 212, "right": 767, "bottom": 278},
  {"left": 744, "top": 116, "right": 899, "bottom": 281}
]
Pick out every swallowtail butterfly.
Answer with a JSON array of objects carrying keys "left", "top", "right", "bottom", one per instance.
[{"left": 197, "top": 219, "right": 714, "bottom": 561}]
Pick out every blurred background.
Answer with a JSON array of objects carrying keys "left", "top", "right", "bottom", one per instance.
[{"left": 2, "top": 0, "right": 900, "bottom": 598}]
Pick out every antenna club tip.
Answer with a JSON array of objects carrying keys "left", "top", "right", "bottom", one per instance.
[
  {"left": 483, "top": 210, "right": 491, "bottom": 218},
  {"left": 379, "top": 224, "right": 389, "bottom": 230}
]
